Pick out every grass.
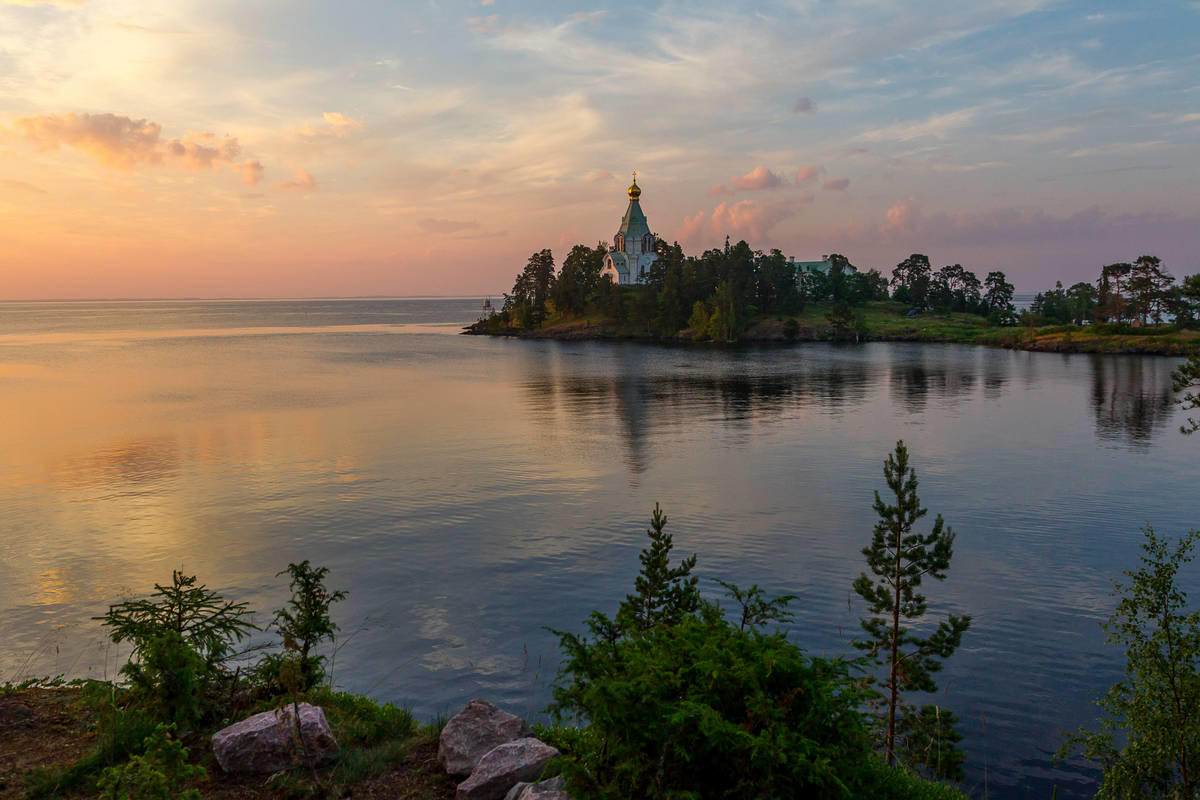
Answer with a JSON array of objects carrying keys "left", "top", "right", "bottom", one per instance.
[{"left": 7, "top": 684, "right": 452, "bottom": 800}]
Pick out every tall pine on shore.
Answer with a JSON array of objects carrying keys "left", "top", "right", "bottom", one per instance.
[{"left": 853, "top": 441, "right": 972, "bottom": 779}]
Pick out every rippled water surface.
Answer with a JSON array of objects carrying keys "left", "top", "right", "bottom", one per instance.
[{"left": 1, "top": 299, "right": 1196, "bottom": 799}]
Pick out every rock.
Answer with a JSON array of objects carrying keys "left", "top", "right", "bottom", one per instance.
[
  {"left": 456, "top": 738, "right": 560, "bottom": 800},
  {"left": 503, "top": 775, "right": 568, "bottom": 800},
  {"left": 438, "top": 699, "right": 532, "bottom": 776},
  {"left": 211, "top": 703, "right": 338, "bottom": 774}
]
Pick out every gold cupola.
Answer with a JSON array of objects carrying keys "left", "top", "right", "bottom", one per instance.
[{"left": 628, "top": 171, "right": 641, "bottom": 200}]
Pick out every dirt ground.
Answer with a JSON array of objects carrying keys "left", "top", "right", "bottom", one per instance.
[{"left": 0, "top": 689, "right": 456, "bottom": 800}]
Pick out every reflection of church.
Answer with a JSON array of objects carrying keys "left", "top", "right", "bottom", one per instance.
[{"left": 600, "top": 173, "right": 659, "bottom": 285}]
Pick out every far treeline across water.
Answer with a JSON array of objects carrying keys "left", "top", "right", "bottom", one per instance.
[{"left": 471, "top": 240, "right": 1200, "bottom": 355}]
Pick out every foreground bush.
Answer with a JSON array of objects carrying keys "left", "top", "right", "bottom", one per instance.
[{"left": 548, "top": 504, "right": 965, "bottom": 799}]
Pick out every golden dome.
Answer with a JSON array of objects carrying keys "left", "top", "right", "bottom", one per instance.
[{"left": 628, "top": 171, "right": 641, "bottom": 200}]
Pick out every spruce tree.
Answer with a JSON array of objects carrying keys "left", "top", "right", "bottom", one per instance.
[{"left": 853, "top": 441, "right": 971, "bottom": 774}]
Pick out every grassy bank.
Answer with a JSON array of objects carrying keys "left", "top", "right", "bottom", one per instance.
[
  {"left": 0, "top": 681, "right": 453, "bottom": 800},
  {"left": 1, "top": 682, "right": 968, "bottom": 800},
  {"left": 468, "top": 300, "right": 1200, "bottom": 355}
]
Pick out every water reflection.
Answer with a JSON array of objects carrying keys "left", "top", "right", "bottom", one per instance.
[
  {"left": 0, "top": 301, "right": 1194, "bottom": 800},
  {"left": 1090, "top": 356, "right": 1177, "bottom": 446}
]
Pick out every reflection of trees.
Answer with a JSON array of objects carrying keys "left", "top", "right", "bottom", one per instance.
[
  {"left": 887, "top": 348, "right": 993, "bottom": 413},
  {"left": 518, "top": 345, "right": 877, "bottom": 473},
  {"left": 1090, "top": 356, "right": 1175, "bottom": 447}
]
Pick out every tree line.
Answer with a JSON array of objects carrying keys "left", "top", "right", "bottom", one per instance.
[
  {"left": 493, "top": 237, "right": 1199, "bottom": 341},
  {"left": 495, "top": 238, "right": 1020, "bottom": 340},
  {"left": 1027, "top": 256, "right": 1200, "bottom": 328}
]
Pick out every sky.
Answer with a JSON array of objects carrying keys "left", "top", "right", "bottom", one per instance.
[{"left": 0, "top": 0, "right": 1198, "bottom": 298}]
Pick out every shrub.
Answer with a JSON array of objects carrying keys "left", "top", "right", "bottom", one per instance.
[
  {"left": 549, "top": 506, "right": 884, "bottom": 800},
  {"left": 96, "top": 571, "right": 256, "bottom": 725},
  {"left": 553, "top": 604, "right": 872, "bottom": 800},
  {"left": 96, "top": 723, "right": 205, "bottom": 800}
]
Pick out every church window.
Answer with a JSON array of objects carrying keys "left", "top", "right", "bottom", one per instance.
[{"left": 615, "top": 234, "right": 624, "bottom": 251}]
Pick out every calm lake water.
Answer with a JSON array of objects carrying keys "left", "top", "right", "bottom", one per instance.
[{"left": 1, "top": 299, "right": 1196, "bottom": 798}]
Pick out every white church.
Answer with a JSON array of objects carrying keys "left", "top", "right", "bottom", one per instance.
[
  {"left": 597, "top": 173, "right": 835, "bottom": 284},
  {"left": 600, "top": 173, "right": 659, "bottom": 285}
]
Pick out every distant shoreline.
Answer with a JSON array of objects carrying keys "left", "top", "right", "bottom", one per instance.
[{"left": 465, "top": 302, "right": 1200, "bottom": 357}]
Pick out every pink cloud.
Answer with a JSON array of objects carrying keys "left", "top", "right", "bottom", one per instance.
[
  {"left": 15, "top": 112, "right": 162, "bottom": 168},
  {"left": 277, "top": 168, "right": 317, "bottom": 192},
  {"left": 729, "top": 166, "right": 783, "bottom": 191},
  {"left": 795, "top": 165, "right": 820, "bottom": 184},
  {"left": 13, "top": 111, "right": 262, "bottom": 185},
  {"left": 676, "top": 196, "right": 813, "bottom": 249},
  {"left": 823, "top": 177, "right": 850, "bottom": 191},
  {"left": 708, "top": 183, "right": 731, "bottom": 196},
  {"left": 165, "top": 132, "right": 240, "bottom": 170}
]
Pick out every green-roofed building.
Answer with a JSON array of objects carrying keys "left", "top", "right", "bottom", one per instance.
[{"left": 600, "top": 173, "right": 659, "bottom": 285}]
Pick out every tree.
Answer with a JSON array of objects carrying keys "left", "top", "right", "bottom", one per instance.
[
  {"left": 827, "top": 301, "right": 866, "bottom": 342},
  {"left": 505, "top": 249, "right": 557, "bottom": 327},
  {"left": 1066, "top": 281, "right": 1098, "bottom": 324},
  {"left": 553, "top": 244, "right": 606, "bottom": 316},
  {"left": 1174, "top": 353, "right": 1200, "bottom": 435},
  {"left": 272, "top": 561, "right": 347, "bottom": 691},
  {"left": 1063, "top": 527, "right": 1200, "bottom": 799},
  {"left": 615, "top": 504, "right": 700, "bottom": 634},
  {"left": 983, "top": 271, "right": 1016, "bottom": 325},
  {"left": 892, "top": 254, "right": 932, "bottom": 309},
  {"left": 96, "top": 572, "right": 257, "bottom": 724},
  {"left": 1097, "top": 262, "right": 1133, "bottom": 323},
  {"left": 1126, "top": 255, "right": 1173, "bottom": 326},
  {"left": 853, "top": 442, "right": 971, "bottom": 775}
]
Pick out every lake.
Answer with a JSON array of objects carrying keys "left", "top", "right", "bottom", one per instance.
[{"left": 0, "top": 299, "right": 1195, "bottom": 798}]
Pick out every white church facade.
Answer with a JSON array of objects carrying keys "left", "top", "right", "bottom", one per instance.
[{"left": 600, "top": 174, "right": 658, "bottom": 285}]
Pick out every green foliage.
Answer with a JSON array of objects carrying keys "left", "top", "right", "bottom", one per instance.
[
  {"left": 614, "top": 504, "right": 700, "bottom": 634},
  {"left": 1062, "top": 527, "right": 1200, "bottom": 800},
  {"left": 548, "top": 505, "right": 926, "bottom": 800},
  {"left": 305, "top": 687, "right": 417, "bottom": 747},
  {"left": 96, "top": 571, "right": 256, "bottom": 725},
  {"left": 270, "top": 561, "right": 347, "bottom": 692},
  {"left": 852, "top": 441, "right": 971, "bottom": 777},
  {"left": 504, "top": 249, "right": 557, "bottom": 328},
  {"left": 1174, "top": 352, "right": 1200, "bottom": 435},
  {"left": 896, "top": 704, "right": 966, "bottom": 782},
  {"left": 96, "top": 724, "right": 204, "bottom": 800},
  {"left": 552, "top": 602, "right": 874, "bottom": 800},
  {"left": 25, "top": 686, "right": 159, "bottom": 798},
  {"left": 715, "top": 579, "right": 796, "bottom": 631}
]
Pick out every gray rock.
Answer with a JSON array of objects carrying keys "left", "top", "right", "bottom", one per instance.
[
  {"left": 456, "top": 738, "right": 560, "bottom": 800},
  {"left": 503, "top": 775, "right": 568, "bottom": 800},
  {"left": 211, "top": 703, "right": 338, "bottom": 774},
  {"left": 439, "top": 699, "right": 533, "bottom": 776}
]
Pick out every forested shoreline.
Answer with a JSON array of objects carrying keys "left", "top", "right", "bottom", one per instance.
[{"left": 468, "top": 239, "right": 1200, "bottom": 355}]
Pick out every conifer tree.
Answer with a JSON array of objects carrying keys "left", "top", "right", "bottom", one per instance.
[
  {"left": 616, "top": 503, "right": 700, "bottom": 634},
  {"left": 853, "top": 441, "right": 971, "bottom": 774}
]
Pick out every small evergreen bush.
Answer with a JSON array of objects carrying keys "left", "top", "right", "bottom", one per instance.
[
  {"left": 96, "top": 571, "right": 256, "bottom": 725},
  {"left": 96, "top": 723, "right": 205, "bottom": 800},
  {"left": 549, "top": 505, "right": 889, "bottom": 800}
]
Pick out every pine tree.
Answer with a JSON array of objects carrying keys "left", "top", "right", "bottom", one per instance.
[
  {"left": 853, "top": 441, "right": 971, "bottom": 774},
  {"left": 616, "top": 503, "right": 700, "bottom": 634}
]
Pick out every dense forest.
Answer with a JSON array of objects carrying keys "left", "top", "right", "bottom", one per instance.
[{"left": 486, "top": 237, "right": 1200, "bottom": 344}]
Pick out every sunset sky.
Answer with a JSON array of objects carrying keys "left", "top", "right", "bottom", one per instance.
[{"left": 1, "top": 0, "right": 1198, "bottom": 298}]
